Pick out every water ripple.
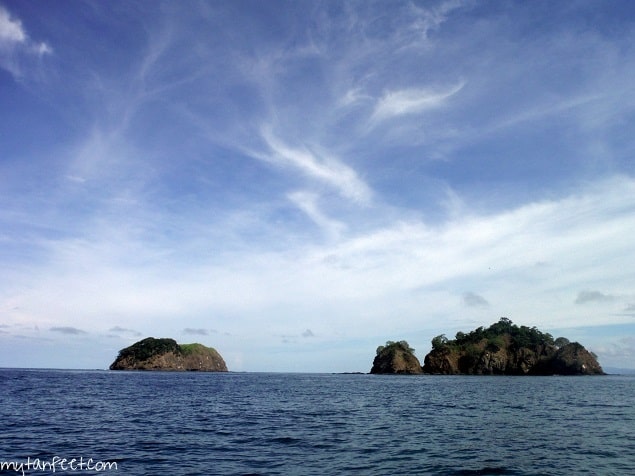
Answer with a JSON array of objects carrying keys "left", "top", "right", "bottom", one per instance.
[{"left": 1, "top": 371, "right": 635, "bottom": 475}]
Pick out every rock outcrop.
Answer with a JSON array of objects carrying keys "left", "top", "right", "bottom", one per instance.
[
  {"left": 370, "top": 340, "right": 423, "bottom": 374},
  {"left": 422, "top": 318, "right": 604, "bottom": 375},
  {"left": 109, "top": 337, "right": 228, "bottom": 371},
  {"left": 531, "top": 342, "right": 605, "bottom": 375}
]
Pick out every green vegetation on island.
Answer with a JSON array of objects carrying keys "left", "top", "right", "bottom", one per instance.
[
  {"left": 371, "top": 318, "right": 604, "bottom": 375},
  {"left": 109, "top": 337, "right": 227, "bottom": 371},
  {"left": 371, "top": 341, "right": 422, "bottom": 374}
]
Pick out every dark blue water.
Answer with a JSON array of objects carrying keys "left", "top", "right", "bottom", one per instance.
[{"left": 1, "top": 370, "right": 634, "bottom": 475}]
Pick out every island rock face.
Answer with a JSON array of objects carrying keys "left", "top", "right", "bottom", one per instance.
[
  {"left": 109, "top": 337, "right": 228, "bottom": 371},
  {"left": 422, "top": 318, "right": 604, "bottom": 375},
  {"left": 370, "top": 340, "right": 423, "bottom": 374}
]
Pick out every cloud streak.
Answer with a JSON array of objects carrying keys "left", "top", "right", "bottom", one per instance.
[
  {"left": 371, "top": 82, "right": 465, "bottom": 123},
  {"left": 260, "top": 130, "right": 372, "bottom": 205},
  {"left": 288, "top": 191, "right": 345, "bottom": 239},
  {"left": 50, "top": 327, "right": 87, "bottom": 336}
]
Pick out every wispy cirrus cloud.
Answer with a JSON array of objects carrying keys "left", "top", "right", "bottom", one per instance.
[
  {"left": 287, "top": 191, "right": 345, "bottom": 239},
  {"left": 260, "top": 129, "right": 372, "bottom": 204},
  {"left": 370, "top": 82, "right": 465, "bottom": 123}
]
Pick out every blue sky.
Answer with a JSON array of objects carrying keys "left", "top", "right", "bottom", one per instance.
[{"left": 1, "top": 0, "right": 635, "bottom": 372}]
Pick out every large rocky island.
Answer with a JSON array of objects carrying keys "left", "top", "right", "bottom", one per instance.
[
  {"left": 109, "top": 337, "right": 228, "bottom": 371},
  {"left": 371, "top": 318, "right": 604, "bottom": 375}
]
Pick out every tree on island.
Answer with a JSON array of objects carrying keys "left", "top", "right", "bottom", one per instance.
[{"left": 430, "top": 317, "right": 556, "bottom": 354}]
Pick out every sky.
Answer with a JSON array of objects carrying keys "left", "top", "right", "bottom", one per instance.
[{"left": 1, "top": 0, "right": 635, "bottom": 372}]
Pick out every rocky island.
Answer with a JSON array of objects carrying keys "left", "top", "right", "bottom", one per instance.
[
  {"left": 109, "top": 337, "right": 228, "bottom": 371},
  {"left": 371, "top": 340, "right": 423, "bottom": 374},
  {"left": 371, "top": 318, "right": 604, "bottom": 375}
]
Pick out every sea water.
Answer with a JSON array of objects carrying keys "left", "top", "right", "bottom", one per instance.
[{"left": 1, "top": 369, "right": 634, "bottom": 475}]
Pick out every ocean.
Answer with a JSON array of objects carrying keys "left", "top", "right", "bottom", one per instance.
[{"left": 1, "top": 369, "right": 634, "bottom": 475}]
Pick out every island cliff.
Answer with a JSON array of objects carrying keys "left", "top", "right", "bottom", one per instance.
[
  {"left": 371, "top": 341, "right": 423, "bottom": 374},
  {"left": 109, "top": 337, "right": 228, "bottom": 371},
  {"left": 423, "top": 318, "right": 604, "bottom": 375},
  {"left": 372, "top": 318, "right": 604, "bottom": 375}
]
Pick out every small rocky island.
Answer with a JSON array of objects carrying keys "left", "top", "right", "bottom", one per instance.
[
  {"left": 109, "top": 337, "right": 228, "bottom": 371},
  {"left": 371, "top": 340, "right": 423, "bottom": 374},
  {"left": 371, "top": 318, "right": 604, "bottom": 375}
]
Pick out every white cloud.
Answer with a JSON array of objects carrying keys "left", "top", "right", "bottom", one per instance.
[
  {"left": 371, "top": 82, "right": 465, "bottom": 123},
  {"left": 3, "top": 173, "right": 635, "bottom": 370},
  {"left": 0, "top": 6, "right": 26, "bottom": 44},
  {"left": 288, "top": 191, "right": 345, "bottom": 239},
  {"left": 381, "top": 0, "right": 466, "bottom": 52},
  {"left": 339, "top": 88, "right": 371, "bottom": 107},
  {"left": 0, "top": 5, "right": 52, "bottom": 78},
  {"left": 33, "top": 41, "right": 52, "bottom": 56},
  {"left": 260, "top": 129, "right": 372, "bottom": 204}
]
